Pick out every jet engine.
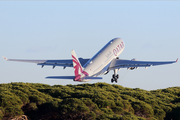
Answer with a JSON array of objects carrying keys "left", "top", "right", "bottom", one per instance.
[
  {"left": 127, "top": 58, "right": 139, "bottom": 70},
  {"left": 131, "top": 58, "right": 137, "bottom": 61}
]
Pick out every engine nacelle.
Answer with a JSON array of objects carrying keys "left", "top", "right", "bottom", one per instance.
[
  {"left": 131, "top": 58, "right": 137, "bottom": 61},
  {"left": 129, "top": 67, "right": 135, "bottom": 70},
  {"left": 127, "top": 58, "right": 139, "bottom": 70}
]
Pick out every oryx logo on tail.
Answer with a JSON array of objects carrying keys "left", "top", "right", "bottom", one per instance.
[{"left": 71, "top": 50, "right": 89, "bottom": 81}]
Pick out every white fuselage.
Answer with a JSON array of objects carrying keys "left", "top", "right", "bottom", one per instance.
[{"left": 82, "top": 38, "right": 125, "bottom": 80}]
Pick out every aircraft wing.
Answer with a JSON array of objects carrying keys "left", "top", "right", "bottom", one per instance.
[
  {"left": 2, "top": 56, "right": 89, "bottom": 68},
  {"left": 109, "top": 58, "right": 178, "bottom": 70}
]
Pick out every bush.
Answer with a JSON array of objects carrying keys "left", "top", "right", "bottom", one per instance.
[
  {"left": 101, "top": 108, "right": 114, "bottom": 114},
  {"left": 29, "top": 95, "right": 46, "bottom": 105},
  {"left": 132, "top": 101, "right": 154, "bottom": 118},
  {"left": 0, "top": 82, "right": 180, "bottom": 120},
  {"left": 0, "top": 107, "right": 4, "bottom": 120},
  {"left": 122, "top": 100, "right": 134, "bottom": 113},
  {"left": 11, "top": 90, "right": 29, "bottom": 104},
  {"left": 60, "top": 98, "right": 90, "bottom": 118},
  {"left": 121, "top": 112, "right": 138, "bottom": 120},
  {"left": 112, "top": 106, "right": 123, "bottom": 114},
  {"left": 5, "top": 105, "right": 24, "bottom": 117},
  {"left": 28, "top": 102, "right": 38, "bottom": 111},
  {"left": 154, "top": 108, "right": 166, "bottom": 120}
]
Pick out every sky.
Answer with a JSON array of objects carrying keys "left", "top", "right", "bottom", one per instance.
[{"left": 0, "top": 1, "right": 179, "bottom": 90}]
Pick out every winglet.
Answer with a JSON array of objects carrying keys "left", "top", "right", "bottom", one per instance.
[
  {"left": 2, "top": 56, "right": 8, "bottom": 61},
  {"left": 176, "top": 58, "right": 178, "bottom": 63}
]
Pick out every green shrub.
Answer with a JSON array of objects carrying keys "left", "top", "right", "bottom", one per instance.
[
  {"left": 0, "top": 92, "right": 23, "bottom": 107},
  {"left": 0, "top": 107, "right": 4, "bottom": 120},
  {"left": 132, "top": 101, "right": 154, "bottom": 118},
  {"left": 28, "top": 102, "right": 38, "bottom": 111},
  {"left": 122, "top": 100, "right": 134, "bottom": 113},
  {"left": 121, "top": 112, "right": 138, "bottom": 120},
  {"left": 5, "top": 105, "right": 23, "bottom": 117},
  {"left": 60, "top": 98, "right": 90, "bottom": 113},
  {"left": 85, "top": 111, "right": 96, "bottom": 120},
  {"left": 11, "top": 90, "right": 29, "bottom": 104},
  {"left": 95, "top": 99, "right": 115, "bottom": 108},
  {"left": 115, "top": 99, "right": 123, "bottom": 107},
  {"left": 154, "top": 108, "right": 166, "bottom": 120},
  {"left": 1, "top": 82, "right": 180, "bottom": 120},
  {"left": 29, "top": 95, "right": 46, "bottom": 105},
  {"left": 111, "top": 106, "right": 123, "bottom": 114},
  {"left": 101, "top": 108, "right": 114, "bottom": 114}
]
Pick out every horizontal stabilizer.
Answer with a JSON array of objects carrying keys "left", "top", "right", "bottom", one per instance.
[
  {"left": 46, "top": 76, "right": 102, "bottom": 80},
  {"left": 46, "top": 76, "right": 75, "bottom": 79},
  {"left": 82, "top": 77, "right": 102, "bottom": 79}
]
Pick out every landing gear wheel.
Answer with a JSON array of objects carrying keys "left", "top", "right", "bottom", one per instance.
[
  {"left": 111, "top": 69, "right": 120, "bottom": 83},
  {"left": 112, "top": 74, "right": 116, "bottom": 78},
  {"left": 111, "top": 73, "right": 119, "bottom": 83},
  {"left": 111, "top": 78, "right": 114, "bottom": 83},
  {"left": 116, "top": 74, "right": 119, "bottom": 79}
]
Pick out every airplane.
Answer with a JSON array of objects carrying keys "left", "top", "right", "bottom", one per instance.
[{"left": 3, "top": 38, "right": 178, "bottom": 83}]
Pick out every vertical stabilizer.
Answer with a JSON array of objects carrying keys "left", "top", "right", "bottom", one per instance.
[
  {"left": 71, "top": 50, "right": 83, "bottom": 76},
  {"left": 71, "top": 50, "right": 89, "bottom": 81}
]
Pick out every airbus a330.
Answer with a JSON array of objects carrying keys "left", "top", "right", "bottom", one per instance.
[{"left": 3, "top": 38, "right": 178, "bottom": 83}]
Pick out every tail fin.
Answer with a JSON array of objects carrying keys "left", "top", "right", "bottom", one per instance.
[{"left": 71, "top": 50, "right": 84, "bottom": 76}]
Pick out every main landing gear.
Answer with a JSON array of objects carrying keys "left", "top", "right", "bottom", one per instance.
[
  {"left": 111, "top": 69, "right": 119, "bottom": 83},
  {"left": 111, "top": 74, "right": 119, "bottom": 83}
]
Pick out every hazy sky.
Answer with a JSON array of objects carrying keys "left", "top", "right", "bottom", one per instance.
[{"left": 0, "top": 1, "right": 179, "bottom": 90}]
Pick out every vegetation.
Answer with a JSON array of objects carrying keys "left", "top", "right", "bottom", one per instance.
[{"left": 0, "top": 82, "right": 180, "bottom": 120}]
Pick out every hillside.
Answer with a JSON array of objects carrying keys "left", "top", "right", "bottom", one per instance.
[{"left": 0, "top": 82, "right": 180, "bottom": 120}]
